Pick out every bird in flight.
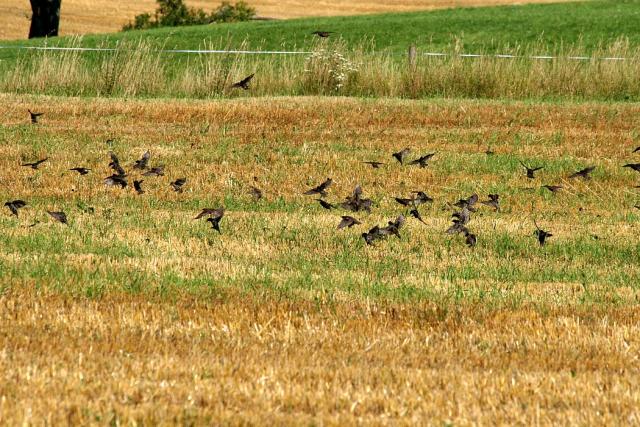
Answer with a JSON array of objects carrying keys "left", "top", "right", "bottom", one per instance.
[
  {"left": 623, "top": 163, "right": 640, "bottom": 172},
  {"left": 204, "top": 209, "right": 225, "bottom": 233},
  {"left": 303, "top": 178, "right": 332, "bottom": 197},
  {"left": 463, "top": 229, "right": 477, "bottom": 247},
  {"left": 408, "top": 153, "right": 436, "bottom": 168},
  {"left": 409, "top": 208, "right": 427, "bottom": 224},
  {"left": 70, "top": 167, "right": 91, "bottom": 175},
  {"left": 194, "top": 207, "right": 225, "bottom": 221},
  {"left": 232, "top": 74, "right": 255, "bottom": 90},
  {"left": 533, "top": 220, "right": 552, "bottom": 246},
  {"left": 337, "top": 215, "right": 361, "bottom": 229},
  {"left": 316, "top": 199, "right": 335, "bottom": 210},
  {"left": 312, "top": 31, "right": 333, "bottom": 38},
  {"left": 108, "top": 152, "right": 126, "bottom": 176},
  {"left": 542, "top": 184, "right": 563, "bottom": 194},
  {"left": 47, "top": 211, "right": 68, "bottom": 225},
  {"left": 21, "top": 158, "right": 48, "bottom": 170},
  {"left": 104, "top": 174, "right": 127, "bottom": 188},
  {"left": 28, "top": 109, "right": 44, "bottom": 124},
  {"left": 133, "top": 151, "right": 151, "bottom": 170},
  {"left": 5, "top": 200, "right": 26, "bottom": 217},
  {"left": 480, "top": 194, "right": 500, "bottom": 211},
  {"left": 569, "top": 166, "right": 595, "bottom": 179},
  {"left": 143, "top": 166, "right": 165, "bottom": 177},
  {"left": 392, "top": 148, "right": 411, "bottom": 165},
  {"left": 363, "top": 161, "right": 385, "bottom": 169},
  {"left": 171, "top": 178, "right": 186, "bottom": 193},
  {"left": 519, "top": 161, "right": 543, "bottom": 179},
  {"left": 633, "top": 146, "right": 640, "bottom": 153},
  {"left": 134, "top": 180, "right": 145, "bottom": 195}
]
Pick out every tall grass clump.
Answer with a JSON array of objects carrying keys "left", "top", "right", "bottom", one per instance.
[{"left": 3, "top": 37, "right": 640, "bottom": 101}]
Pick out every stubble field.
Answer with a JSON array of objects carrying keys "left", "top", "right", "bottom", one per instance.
[{"left": 0, "top": 93, "right": 639, "bottom": 423}]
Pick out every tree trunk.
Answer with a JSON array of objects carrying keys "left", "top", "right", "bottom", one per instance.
[{"left": 29, "top": 0, "right": 62, "bottom": 39}]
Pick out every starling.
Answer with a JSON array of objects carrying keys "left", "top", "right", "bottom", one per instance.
[
  {"left": 70, "top": 167, "right": 90, "bottom": 175},
  {"left": 633, "top": 146, "right": 640, "bottom": 153},
  {"left": 303, "top": 178, "right": 332, "bottom": 197},
  {"left": 337, "top": 215, "right": 361, "bottom": 229},
  {"left": 409, "top": 208, "right": 427, "bottom": 224},
  {"left": 21, "top": 158, "right": 48, "bottom": 170},
  {"left": 408, "top": 153, "right": 436, "bottom": 168},
  {"left": 47, "top": 210, "right": 68, "bottom": 225},
  {"left": 28, "top": 109, "right": 44, "bottom": 123},
  {"left": 231, "top": 74, "right": 255, "bottom": 90},
  {"left": 104, "top": 174, "right": 127, "bottom": 188},
  {"left": 171, "top": 178, "right": 186, "bottom": 193},
  {"left": 463, "top": 229, "right": 477, "bottom": 247},
  {"left": 363, "top": 161, "right": 385, "bottom": 169},
  {"left": 134, "top": 180, "right": 145, "bottom": 195},
  {"left": 362, "top": 226, "right": 383, "bottom": 245},
  {"left": 312, "top": 31, "right": 332, "bottom": 38},
  {"left": 392, "top": 148, "right": 411, "bottom": 165},
  {"left": 519, "top": 161, "right": 544, "bottom": 179},
  {"left": 340, "top": 184, "right": 373, "bottom": 212},
  {"left": 454, "top": 193, "right": 479, "bottom": 211},
  {"left": 395, "top": 197, "right": 415, "bottom": 207},
  {"left": 412, "top": 191, "right": 434, "bottom": 205},
  {"left": 143, "top": 166, "right": 164, "bottom": 177},
  {"left": 133, "top": 151, "right": 151, "bottom": 170},
  {"left": 316, "top": 199, "right": 335, "bottom": 210},
  {"left": 623, "top": 163, "right": 640, "bottom": 172},
  {"left": 534, "top": 221, "right": 552, "bottom": 246},
  {"left": 194, "top": 207, "right": 225, "bottom": 221},
  {"left": 249, "top": 186, "right": 263, "bottom": 201},
  {"left": 480, "top": 194, "right": 500, "bottom": 211},
  {"left": 108, "top": 152, "right": 126, "bottom": 176},
  {"left": 4, "top": 200, "right": 26, "bottom": 217},
  {"left": 569, "top": 166, "right": 596, "bottom": 179},
  {"left": 381, "top": 215, "right": 405, "bottom": 238},
  {"left": 542, "top": 184, "right": 563, "bottom": 193},
  {"left": 447, "top": 206, "right": 471, "bottom": 235},
  {"left": 485, "top": 147, "right": 495, "bottom": 155}
]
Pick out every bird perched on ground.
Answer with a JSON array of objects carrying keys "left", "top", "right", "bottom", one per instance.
[
  {"left": 4, "top": 200, "right": 26, "bottom": 217},
  {"left": 108, "top": 152, "right": 126, "bottom": 176},
  {"left": 21, "top": 158, "right": 48, "bottom": 170},
  {"left": 463, "top": 229, "right": 477, "bottom": 247},
  {"left": 363, "top": 161, "right": 385, "bottom": 169},
  {"left": 303, "top": 178, "right": 332, "bottom": 197},
  {"left": 104, "top": 173, "right": 127, "bottom": 188},
  {"left": 171, "top": 178, "right": 186, "bottom": 193},
  {"left": 519, "top": 161, "right": 543, "bottom": 179},
  {"left": 569, "top": 166, "right": 595, "bottom": 179},
  {"left": 249, "top": 186, "right": 263, "bottom": 201},
  {"left": 337, "top": 215, "right": 361, "bottom": 229},
  {"left": 47, "top": 211, "right": 68, "bottom": 225},
  {"left": 392, "top": 148, "right": 411, "bottom": 165},
  {"left": 133, "top": 151, "right": 151, "bottom": 170},
  {"left": 623, "top": 163, "right": 640, "bottom": 172},
  {"left": 28, "top": 109, "right": 44, "bottom": 124},
  {"left": 542, "top": 184, "right": 563, "bottom": 194},
  {"left": 315, "top": 199, "right": 335, "bottom": 210},
  {"left": 480, "top": 194, "right": 500, "bottom": 211},
  {"left": 409, "top": 208, "right": 427, "bottom": 224},
  {"left": 134, "top": 180, "right": 144, "bottom": 195},
  {"left": 232, "top": 74, "right": 255, "bottom": 90},
  {"left": 312, "top": 31, "right": 332, "bottom": 38},
  {"left": 194, "top": 207, "right": 225, "bottom": 221},
  {"left": 408, "top": 153, "right": 436, "bottom": 168},
  {"left": 143, "top": 166, "right": 164, "bottom": 177},
  {"left": 70, "top": 167, "right": 90, "bottom": 175},
  {"left": 533, "top": 221, "right": 552, "bottom": 246}
]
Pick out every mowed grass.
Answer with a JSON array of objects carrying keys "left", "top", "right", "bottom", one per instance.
[
  {"left": 2, "top": 1, "right": 640, "bottom": 54},
  {"left": 1, "top": 94, "right": 640, "bottom": 423}
]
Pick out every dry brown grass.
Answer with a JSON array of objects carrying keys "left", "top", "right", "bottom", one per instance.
[
  {"left": 1, "top": 290, "right": 639, "bottom": 424},
  {"left": 0, "top": 0, "right": 579, "bottom": 40}
]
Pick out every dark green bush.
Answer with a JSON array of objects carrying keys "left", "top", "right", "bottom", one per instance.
[{"left": 123, "top": 0, "right": 256, "bottom": 31}]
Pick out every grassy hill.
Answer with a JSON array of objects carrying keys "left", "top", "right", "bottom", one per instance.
[{"left": 2, "top": 1, "right": 640, "bottom": 55}]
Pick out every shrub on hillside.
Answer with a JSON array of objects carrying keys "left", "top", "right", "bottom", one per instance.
[{"left": 123, "top": 0, "right": 256, "bottom": 31}]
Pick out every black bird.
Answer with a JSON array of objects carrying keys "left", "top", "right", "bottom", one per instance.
[
  {"left": 316, "top": 199, "right": 335, "bottom": 210},
  {"left": 231, "top": 74, "right": 255, "bottom": 90},
  {"left": 408, "top": 153, "right": 436, "bottom": 168},
  {"left": 194, "top": 207, "right": 225, "bottom": 220},
  {"left": 47, "top": 211, "right": 68, "bottom": 225},
  {"left": 453, "top": 193, "right": 479, "bottom": 211},
  {"left": 133, "top": 151, "right": 151, "bottom": 170},
  {"left": 134, "top": 180, "right": 145, "bottom": 195},
  {"left": 633, "top": 146, "right": 640, "bottom": 153},
  {"left": 28, "top": 109, "right": 44, "bottom": 123},
  {"left": 337, "top": 215, "right": 361, "bottom": 229},
  {"left": 519, "top": 161, "right": 543, "bottom": 179},
  {"left": 480, "top": 194, "right": 500, "bottom": 211},
  {"left": 392, "top": 148, "right": 411, "bottom": 165},
  {"left": 381, "top": 215, "right": 405, "bottom": 239},
  {"left": 340, "top": 184, "right": 373, "bottom": 213},
  {"left": 409, "top": 208, "right": 427, "bottom": 225},
  {"left": 249, "top": 186, "right": 263, "bottom": 201},
  {"left": 363, "top": 161, "right": 385, "bottom": 169},
  {"left": 569, "top": 166, "right": 596, "bottom": 179},
  {"left": 4, "top": 200, "right": 26, "bottom": 217},
  {"left": 485, "top": 147, "right": 495, "bottom": 156},
  {"left": 312, "top": 31, "right": 333, "bottom": 38},
  {"left": 143, "top": 166, "right": 164, "bottom": 177},
  {"left": 623, "top": 163, "right": 640, "bottom": 172},
  {"left": 362, "top": 226, "right": 383, "bottom": 245},
  {"left": 303, "top": 178, "right": 332, "bottom": 197},
  {"left": 21, "top": 158, "right": 48, "bottom": 170},
  {"left": 412, "top": 191, "right": 434, "bottom": 205},
  {"left": 70, "top": 167, "right": 90, "bottom": 175},
  {"left": 534, "top": 221, "right": 552, "bottom": 246},
  {"left": 104, "top": 174, "right": 127, "bottom": 188},
  {"left": 108, "top": 152, "right": 126, "bottom": 176},
  {"left": 463, "top": 229, "right": 477, "bottom": 247},
  {"left": 204, "top": 209, "right": 225, "bottom": 233},
  {"left": 171, "top": 178, "right": 186, "bottom": 193},
  {"left": 446, "top": 206, "right": 471, "bottom": 235},
  {"left": 395, "top": 197, "right": 415, "bottom": 207},
  {"left": 542, "top": 184, "right": 563, "bottom": 194},
  {"left": 635, "top": 204, "right": 640, "bottom": 210}
]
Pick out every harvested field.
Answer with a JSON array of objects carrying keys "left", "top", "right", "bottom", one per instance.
[{"left": 0, "top": 93, "right": 639, "bottom": 423}]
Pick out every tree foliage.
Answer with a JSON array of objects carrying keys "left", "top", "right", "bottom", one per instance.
[{"left": 123, "top": 0, "right": 255, "bottom": 31}]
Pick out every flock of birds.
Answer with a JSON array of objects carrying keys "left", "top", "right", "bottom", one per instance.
[{"left": 4, "top": 110, "right": 640, "bottom": 249}]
